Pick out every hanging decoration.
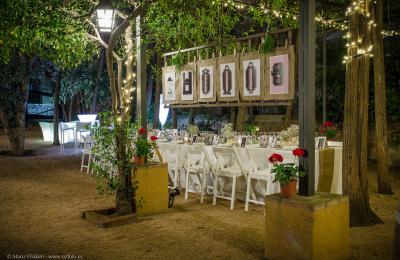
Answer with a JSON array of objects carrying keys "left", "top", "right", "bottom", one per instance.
[
  {"left": 217, "top": 54, "right": 239, "bottom": 101},
  {"left": 197, "top": 57, "right": 217, "bottom": 102},
  {"left": 240, "top": 52, "right": 264, "bottom": 100}
]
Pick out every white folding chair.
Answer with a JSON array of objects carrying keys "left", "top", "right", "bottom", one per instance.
[
  {"left": 183, "top": 144, "right": 206, "bottom": 201},
  {"left": 60, "top": 122, "right": 75, "bottom": 153},
  {"left": 244, "top": 148, "right": 274, "bottom": 211},
  {"left": 158, "top": 143, "right": 183, "bottom": 189},
  {"left": 80, "top": 135, "right": 94, "bottom": 173},
  {"left": 75, "top": 122, "right": 91, "bottom": 151},
  {"left": 212, "top": 146, "right": 245, "bottom": 210}
]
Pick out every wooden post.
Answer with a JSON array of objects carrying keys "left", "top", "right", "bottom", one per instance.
[
  {"left": 298, "top": 0, "right": 316, "bottom": 196},
  {"left": 322, "top": 26, "right": 327, "bottom": 123},
  {"left": 172, "top": 108, "right": 177, "bottom": 129},
  {"left": 136, "top": 15, "right": 147, "bottom": 130}
]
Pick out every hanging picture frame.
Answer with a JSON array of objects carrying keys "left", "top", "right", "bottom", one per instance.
[
  {"left": 197, "top": 58, "right": 216, "bottom": 102},
  {"left": 264, "top": 45, "right": 295, "bottom": 100},
  {"left": 162, "top": 66, "right": 178, "bottom": 104},
  {"left": 239, "top": 52, "right": 265, "bottom": 100},
  {"left": 216, "top": 54, "right": 239, "bottom": 101},
  {"left": 177, "top": 62, "right": 197, "bottom": 104}
]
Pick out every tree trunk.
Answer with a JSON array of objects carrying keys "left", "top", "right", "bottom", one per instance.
[
  {"left": 0, "top": 80, "right": 29, "bottom": 156},
  {"left": 236, "top": 106, "right": 246, "bottom": 131},
  {"left": 373, "top": 0, "right": 393, "bottom": 195},
  {"left": 68, "top": 97, "right": 73, "bottom": 122},
  {"left": 91, "top": 47, "right": 106, "bottom": 114},
  {"left": 153, "top": 55, "right": 162, "bottom": 129},
  {"left": 53, "top": 71, "right": 61, "bottom": 145},
  {"left": 343, "top": 2, "right": 382, "bottom": 226}
]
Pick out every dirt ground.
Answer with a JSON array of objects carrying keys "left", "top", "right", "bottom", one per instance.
[{"left": 0, "top": 126, "right": 399, "bottom": 260}]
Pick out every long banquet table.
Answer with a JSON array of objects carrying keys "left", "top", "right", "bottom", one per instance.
[{"left": 157, "top": 142, "right": 342, "bottom": 200}]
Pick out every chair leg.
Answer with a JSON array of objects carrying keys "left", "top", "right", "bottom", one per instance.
[
  {"left": 87, "top": 153, "right": 92, "bottom": 174},
  {"left": 245, "top": 176, "right": 251, "bottom": 211},
  {"left": 230, "top": 176, "right": 237, "bottom": 210},
  {"left": 80, "top": 153, "right": 85, "bottom": 172},
  {"left": 60, "top": 131, "right": 64, "bottom": 153},
  {"left": 174, "top": 168, "right": 179, "bottom": 189},
  {"left": 185, "top": 171, "right": 190, "bottom": 200},
  {"left": 200, "top": 172, "right": 206, "bottom": 203},
  {"left": 212, "top": 175, "right": 218, "bottom": 206}
]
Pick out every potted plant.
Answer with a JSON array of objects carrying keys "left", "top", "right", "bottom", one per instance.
[
  {"left": 245, "top": 123, "right": 260, "bottom": 135},
  {"left": 319, "top": 121, "right": 338, "bottom": 140},
  {"left": 133, "top": 127, "right": 158, "bottom": 165},
  {"left": 269, "top": 148, "right": 307, "bottom": 198}
]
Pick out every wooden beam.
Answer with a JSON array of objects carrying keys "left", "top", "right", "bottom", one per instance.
[
  {"left": 136, "top": 15, "right": 147, "bottom": 130},
  {"left": 298, "top": 0, "right": 316, "bottom": 196}
]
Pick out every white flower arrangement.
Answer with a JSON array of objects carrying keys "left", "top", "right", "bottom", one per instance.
[
  {"left": 187, "top": 124, "right": 199, "bottom": 135},
  {"left": 220, "top": 123, "right": 234, "bottom": 139},
  {"left": 280, "top": 124, "right": 299, "bottom": 141}
]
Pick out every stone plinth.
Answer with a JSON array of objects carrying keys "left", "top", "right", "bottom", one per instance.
[
  {"left": 134, "top": 162, "right": 169, "bottom": 216},
  {"left": 265, "top": 192, "right": 349, "bottom": 260}
]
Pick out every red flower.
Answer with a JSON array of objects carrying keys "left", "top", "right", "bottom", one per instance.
[
  {"left": 138, "top": 127, "right": 146, "bottom": 135},
  {"left": 323, "top": 121, "right": 333, "bottom": 127},
  {"left": 292, "top": 148, "right": 305, "bottom": 157},
  {"left": 268, "top": 153, "right": 283, "bottom": 164},
  {"left": 319, "top": 126, "right": 325, "bottom": 133},
  {"left": 150, "top": 135, "right": 158, "bottom": 141}
]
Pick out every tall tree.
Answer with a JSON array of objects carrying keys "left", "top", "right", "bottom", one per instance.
[
  {"left": 343, "top": 0, "right": 382, "bottom": 226},
  {"left": 0, "top": 0, "right": 96, "bottom": 155},
  {"left": 372, "top": 0, "right": 393, "bottom": 195}
]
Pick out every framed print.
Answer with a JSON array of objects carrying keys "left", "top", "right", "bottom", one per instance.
[
  {"left": 243, "top": 59, "right": 261, "bottom": 96},
  {"left": 315, "top": 136, "right": 327, "bottom": 149},
  {"left": 239, "top": 52, "right": 265, "bottom": 100},
  {"left": 265, "top": 46, "right": 295, "bottom": 100},
  {"left": 178, "top": 62, "right": 197, "bottom": 104},
  {"left": 162, "top": 66, "right": 178, "bottom": 104},
  {"left": 197, "top": 58, "right": 217, "bottom": 102},
  {"left": 217, "top": 54, "right": 239, "bottom": 101},
  {"left": 240, "top": 137, "right": 246, "bottom": 148},
  {"left": 269, "top": 54, "right": 289, "bottom": 94}
]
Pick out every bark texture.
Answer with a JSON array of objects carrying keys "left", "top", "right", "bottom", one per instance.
[
  {"left": 153, "top": 56, "right": 162, "bottom": 129},
  {"left": 343, "top": 2, "right": 382, "bottom": 226},
  {"left": 53, "top": 71, "right": 61, "bottom": 145},
  {"left": 373, "top": 0, "right": 393, "bottom": 195}
]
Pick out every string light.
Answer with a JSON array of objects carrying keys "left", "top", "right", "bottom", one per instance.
[{"left": 343, "top": 0, "right": 374, "bottom": 64}]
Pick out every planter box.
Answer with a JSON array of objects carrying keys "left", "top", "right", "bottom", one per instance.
[
  {"left": 265, "top": 192, "right": 349, "bottom": 260},
  {"left": 133, "top": 162, "right": 169, "bottom": 216}
]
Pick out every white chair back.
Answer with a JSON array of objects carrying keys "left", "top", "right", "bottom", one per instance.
[
  {"left": 157, "top": 143, "right": 180, "bottom": 167},
  {"left": 212, "top": 147, "right": 244, "bottom": 175},
  {"left": 246, "top": 147, "right": 272, "bottom": 172}
]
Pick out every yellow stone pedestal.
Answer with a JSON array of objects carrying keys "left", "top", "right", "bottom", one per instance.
[
  {"left": 133, "top": 162, "right": 169, "bottom": 216},
  {"left": 265, "top": 192, "right": 349, "bottom": 260}
]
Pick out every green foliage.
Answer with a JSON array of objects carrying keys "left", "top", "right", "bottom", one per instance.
[
  {"left": 90, "top": 112, "right": 138, "bottom": 194},
  {"left": 60, "top": 59, "right": 110, "bottom": 112},
  {"left": 245, "top": 123, "right": 260, "bottom": 135},
  {"left": 0, "top": 0, "right": 96, "bottom": 68},
  {"left": 134, "top": 138, "right": 152, "bottom": 157},
  {"left": 272, "top": 163, "right": 306, "bottom": 186},
  {"left": 171, "top": 52, "right": 185, "bottom": 71},
  {"left": 260, "top": 35, "right": 275, "bottom": 54}
]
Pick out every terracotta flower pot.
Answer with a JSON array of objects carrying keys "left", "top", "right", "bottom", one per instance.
[
  {"left": 134, "top": 155, "right": 145, "bottom": 165},
  {"left": 280, "top": 180, "right": 297, "bottom": 198}
]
